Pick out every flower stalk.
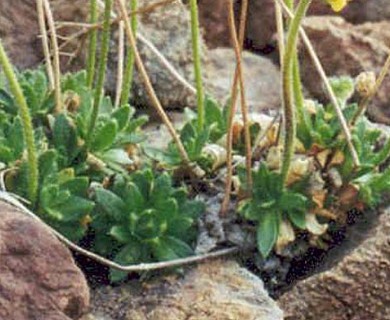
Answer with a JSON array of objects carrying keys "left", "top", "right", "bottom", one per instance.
[
  {"left": 87, "top": 0, "right": 113, "bottom": 145},
  {"left": 87, "top": 0, "right": 99, "bottom": 88},
  {"left": 120, "top": 0, "right": 138, "bottom": 105},
  {"left": 281, "top": 0, "right": 312, "bottom": 185},
  {"left": 189, "top": 0, "right": 205, "bottom": 132},
  {"left": 0, "top": 42, "right": 39, "bottom": 205}
]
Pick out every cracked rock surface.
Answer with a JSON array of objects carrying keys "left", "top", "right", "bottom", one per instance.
[
  {"left": 88, "top": 259, "right": 283, "bottom": 320},
  {"left": 278, "top": 207, "right": 390, "bottom": 320}
]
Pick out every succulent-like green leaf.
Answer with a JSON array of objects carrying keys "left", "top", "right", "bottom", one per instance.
[
  {"left": 257, "top": 211, "right": 280, "bottom": 258},
  {"left": 91, "top": 120, "right": 118, "bottom": 152},
  {"left": 94, "top": 187, "right": 127, "bottom": 221}
]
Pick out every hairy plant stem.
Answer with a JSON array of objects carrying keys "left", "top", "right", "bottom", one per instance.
[
  {"left": 115, "top": 21, "right": 125, "bottom": 108},
  {"left": 87, "top": 0, "right": 98, "bottom": 87},
  {"left": 220, "top": 0, "right": 251, "bottom": 216},
  {"left": 275, "top": 0, "right": 285, "bottom": 62},
  {"left": 281, "top": 0, "right": 312, "bottom": 185},
  {"left": 0, "top": 42, "right": 39, "bottom": 205},
  {"left": 43, "top": 0, "right": 62, "bottom": 113},
  {"left": 189, "top": 0, "right": 205, "bottom": 132},
  {"left": 120, "top": 0, "right": 138, "bottom": 105},
  {"left": 351, "top": 52, "right": 390, "bottom": 125},
  {"left": 285, "top": 0, "right": 308, "bottom": 141},
  {"left": 87, "top": 0, "right": 113, "bottom": 145},
  {"left": 275, "top": 0, "right": 360, "bottom": 167},
  {"left": 115, "top": 0, "right": 190, "bottom": 165},
  {"left": 292, "top": 55, "right": 308, "bottom": 127},
  {"left": 36, "top": 0, "right": 55, "bottom": 90}
]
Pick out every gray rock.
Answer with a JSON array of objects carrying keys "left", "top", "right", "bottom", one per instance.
[
  {"left": 107, "top": 0, "right": 200, "bottom": 110},
  {"left": 90, "top": 259, "right": 284, "bottom": 320},
  {"left": 278, "top": 207, "right": 390, "bottom": 320},
  {"left": 205, "top": 48, "right": 281, "bottom": 113},
  {"left": 0, "top": 200, "right": 90, "bottom": 320}
]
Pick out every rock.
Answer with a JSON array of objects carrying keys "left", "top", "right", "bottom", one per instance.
[
  {"left": 245, "top": 0, "right": 279, "bottom": 51},
  {"left": 278, "top": 207, "right": 390, "bottom": 320},
  {"left": 309, "top": 0, "right": 390, "bottom": 24},
  {"left": 0, "top": 0, "right": 88, "bottom": 70},
  {"left": 107, "top": 0, "right": 201, "bottom": 110},
  {"left": 0, "top": 0, "right": 200, "bottom": 109},
  {"left": 299, "top": 16, "right": 390, "bottom": 124},
  {"left": 0, "top": 0, "right": 41, "bottom": 69},
  {"left": 0, "top": 200, "right": 90, "bottom": 320},
  {"left": 90, "top": 259, "right": 284, "bottom": 320},
  {"left": 198, "top": 0, "right": 232, "bottom": 48},
  {"left": 206, "top": 0, "right": 390, "bottom": 52},
  {"left": 355, "top": 21, "right": 390, "bottom": 49},
  {"left": 205, "top": 48, "right": 281, "bottom": 113}
]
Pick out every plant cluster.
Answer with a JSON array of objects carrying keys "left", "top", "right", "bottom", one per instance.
[
  {"left": 0, "top": 0, "right": 389, "bottom": 283},
  {"left": 0, "top": 65, "right": 202, "bottom": 281}
]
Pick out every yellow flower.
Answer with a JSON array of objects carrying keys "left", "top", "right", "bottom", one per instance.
[{"left": 326, "top": 0, "right": 349, "bottom": 12}]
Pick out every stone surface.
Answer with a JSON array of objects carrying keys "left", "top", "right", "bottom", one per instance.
[
  {"left": 0, "top": 0, "right": 41, "bottom": 69},
  {"left": 205, "top": 48, "right": 281, "bottom": 113},
  {"left": 0, "top": 0, "right": 199, "bottom": 109},
  {"left": 278, "top": 207, "right": 390, "bottom": 320},
  {"left": 300, "top": 16, "right": 390, "bottom": 124},
  {"left": 107, "top": 0, "right": 201, "bottom": 110},
  {"left": 310, "top": 0, "right": 390, "bottom": 24},
  {"left": 90, "top": 259, "right": 284, "bottom": 320},
  {"left": 0, "top": 200, "right": 90, "bottom": 320},
  {"left": 198, "top": 0, "right": 390, "bottom": 52},
  {"left": 198, "top": 0, "right": 233, "bottom": 48}
]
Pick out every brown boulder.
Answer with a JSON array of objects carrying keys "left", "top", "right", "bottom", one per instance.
[
  {"left": 89, "top": 259, "right": 284, "bottom": 320},
  {"left": 0, "top": 200, "right": 90, "bottom": 320},
  {"left": 0, "top": 0, "right": 200, "bottom": 109},
  {"left": 300, "top": 16, "right": 390, "bottom": 124},
  {"left": 204, "top": 0, "right": 390, "bottom": 52},
  {"left": 0, "top": 0, "right": 41, "bottom": 69},
  {"left": 198, "top": 0, "right": 233, "bottom": 48},
  {"left": 278, "top": 207, "right": 390, "bottom": 320}
]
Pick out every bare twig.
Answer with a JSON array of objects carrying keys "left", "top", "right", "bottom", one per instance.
[
  {"left": 221, "top": 0, "right": 251, "bottom": 216},
  {"left": 56, "top": 0, "right": 178, "bottom": 31},
  {"left": 43, "top": 0, "right": 62, "bottom": 113},
  {"left": 275, "top": 0, "right": 360, "bottom": 167},
  {"left": 115, "top": 0, "right": 190, "bottom": 165},
  {"left": 0, "top": 190, "right": 238, "bottom": 272},
  {"left": 36, "top": 0, "right": 55, "bottom": 90}
]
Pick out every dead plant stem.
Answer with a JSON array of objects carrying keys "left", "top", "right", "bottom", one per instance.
[
  {"left": 43, "top": 0, "right": 62, "bottom": 113},
  {"left": 115, "top": 0, "right": 190, "bottom": 165},
  {"left": 36, "top": 0, "right": 55, "bottom": 90},
  {"left": 221, "top": 0, "right": 251, "bottom": 216}
]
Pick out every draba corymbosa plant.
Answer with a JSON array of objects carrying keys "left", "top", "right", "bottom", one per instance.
[
  {"left": 1, "top": 0, "right": 390, "bottom": 281},
  {"left": 91, "top": 169, "right": 205, "bottom": 282}
]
